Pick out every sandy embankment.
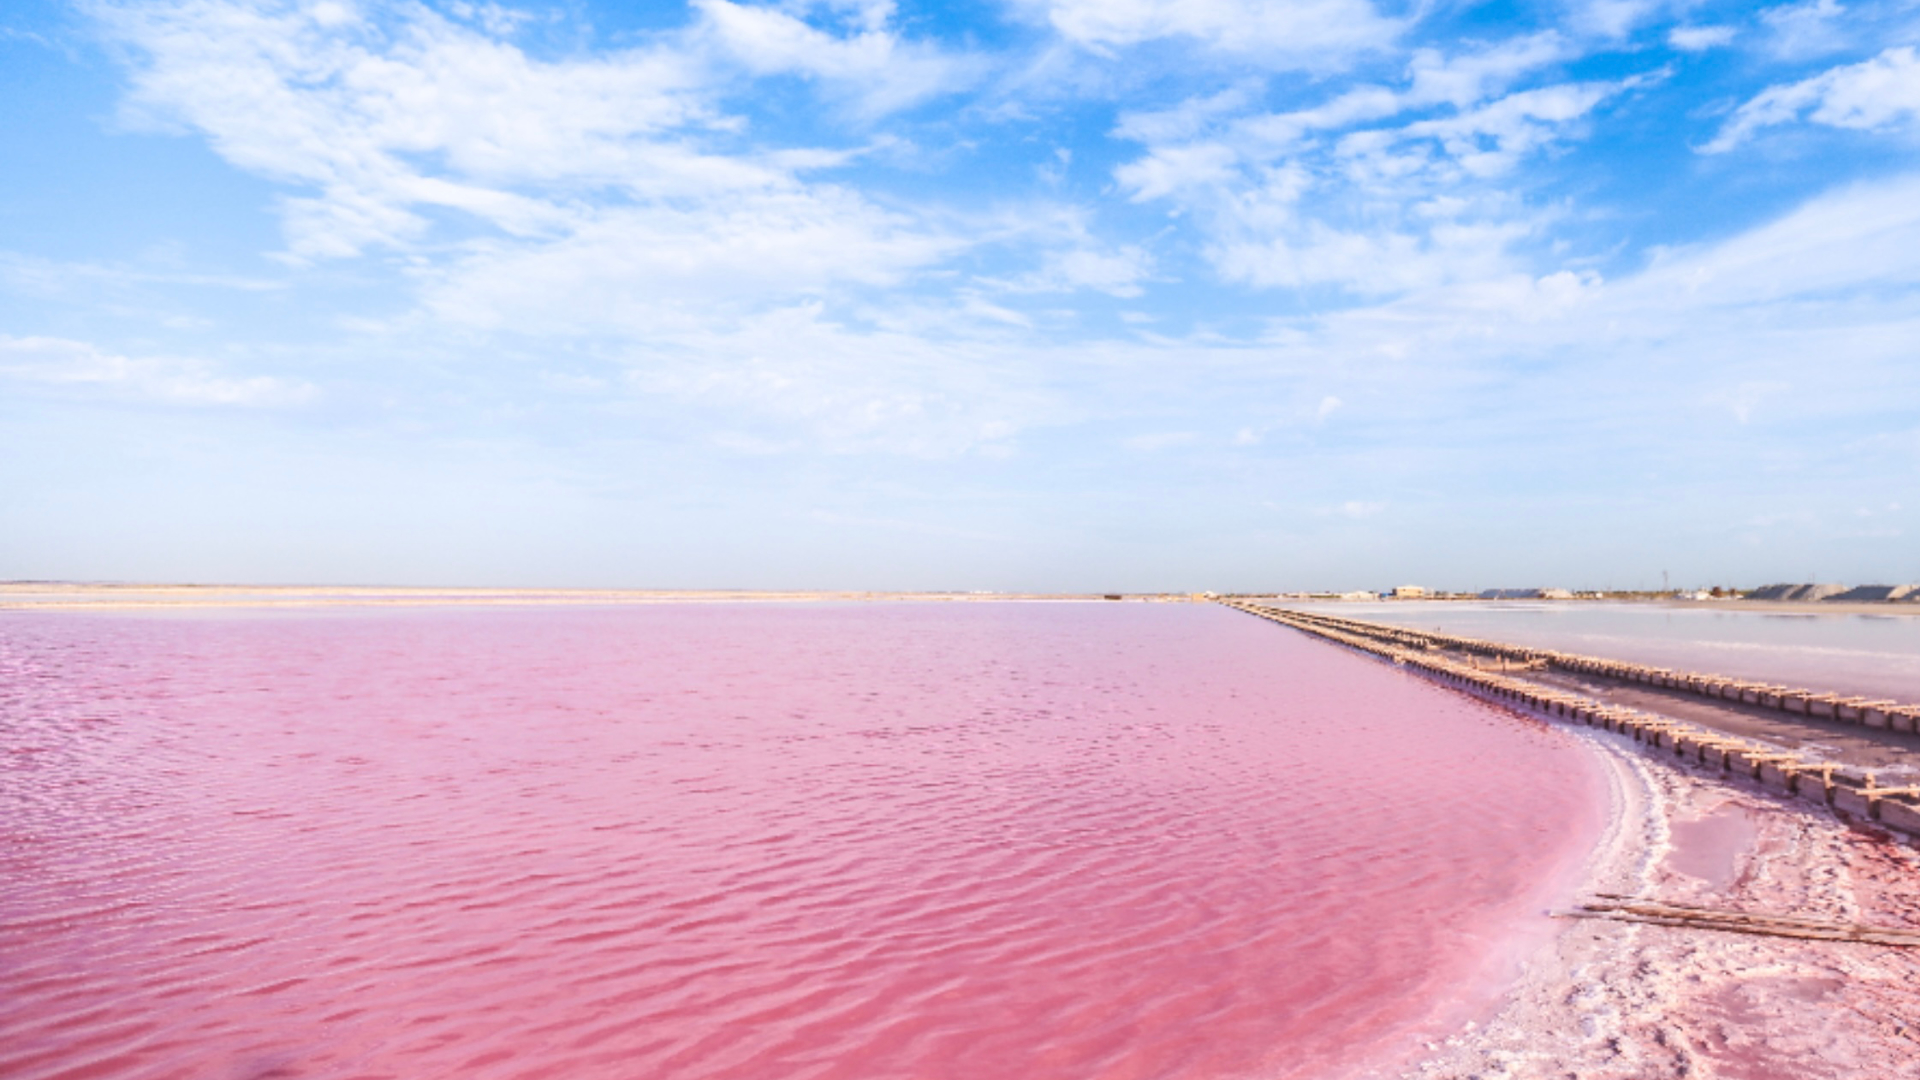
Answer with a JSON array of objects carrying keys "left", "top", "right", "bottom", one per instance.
[{"left": 1391, "top": 727, "right": 1920, "bottom": 1079}]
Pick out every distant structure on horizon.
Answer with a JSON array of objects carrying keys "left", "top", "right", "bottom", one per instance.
[
  {"left": 1824, "top": 584, "right": 1918, "bottom": 602},
  {"left": 1269, "top": 583, "right": 1919, "bottom": 603},
  {"left": 1746, "top": 583, "right": 1847, "bottom": 602},
  {"left": 1747, "top": 583, "right": 1917, "bottom": 602}
]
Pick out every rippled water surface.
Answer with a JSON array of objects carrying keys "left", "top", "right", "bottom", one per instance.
[
  {"left": 1, "top": 603, "right": 1606, "bottom": 1080},
  {"left": 1340, "top": 601, "right": 1920, "bottom": 703}
]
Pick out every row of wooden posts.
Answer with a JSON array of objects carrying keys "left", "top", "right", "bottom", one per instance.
[
  {"left": 1262, "top": 604, "right": 1920, "bottom": 732},
  {"left": 1222, "top": 601, "right": 1920, "bottom": 842}
]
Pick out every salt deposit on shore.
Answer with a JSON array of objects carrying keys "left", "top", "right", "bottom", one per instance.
[{"left": 1392, "top": 727, "right": 1920, "bottom": 1079}]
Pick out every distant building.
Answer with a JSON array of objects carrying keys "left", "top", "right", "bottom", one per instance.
[
  {"left": 1389, "top": 585, "right": 1427, "bottom": 598},
  {"left": 1339, "top": 590, "right": 1379, "bottom": 600},
  {"left": 1479, "top": 588, "right": 1570, "bottom": 600}
]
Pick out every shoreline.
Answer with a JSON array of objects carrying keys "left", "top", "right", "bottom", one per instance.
[
  {"left": 0, "top": 584, "right": 1181, "bottom": 611},
  {"left": 11, "top": 589, "right": 1916, "bottom": 1073},
  {"left": 1243, "top": 604, "right": 1920, "bottom": 839},
  {"left": 1393, "top": 725, "right": 1920, "bottom": 1076},
  {"left": 1366, "top": 727, "right": 1656, "bottom": 1078},
  {"left": 12, "top": 584, "right": 1920, "bottom": 618},
  {"left": 1237, "top": 602, "right": 1920, "bottom": 1072}
]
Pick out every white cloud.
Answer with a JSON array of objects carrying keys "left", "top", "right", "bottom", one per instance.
[
  {"left": 1568, "top": 0, "right": 1671, "bottom": 39},
  {"left": 92, "top": 0, "right": 975, "bottom": 276},
  {"left": 1031, "top": 0, "right": 1400, "bottom": 65},
  {"left": 15, "top": 0, "right": 1918, "bottom": 592},
  {"left": 97, "top": 0, "right": 728, "bottom": 259},
  {"left": 1213, "top": 218, "right": 1534, "bottom": 294},
  {"left": 1104, "top": 33, "right": 1625, "bottom": 301},
  {"left": 1404, "top": 34, "right": 1570, "bottom": 108},
  {"left": 616, "top": 304, "right": 1072, "bottom": 457},
  {"left": 1628, "top": 172, "right": 1920, "bottom": 302},
  {"left": 1760, "top": 0, "right": 1851, "bottom": 60},
  {"left": 1705, "top": 46, "right": 1920, "bottom": 152},
  {"left": 1004, "top": 245, "right": 1154, "bottom": 297},
  {"left": 415, "top": 190, "right": 960, "bottom": 332},
  {"left": 76, "top": 1, "right": 1081, "bottom": 454},
  {"left": 121, "top": 2, "right": 713, "bottom": 177},
  {"left": 1113, "top": 142, "right": 1239, "bottom": 201},
  {"left": 1399, "top": 81, "right": 1616, "bottom": 177},
  {"left": 692, "top": 0, "right": 981, "bottom": 116},
  {"left": 1228, "top": 87, "right": 1405, "bottom": 153},
  {"left": 1111, "top": 83, "right": 1261, "bottom": 144},
  {"left": 1258, "top": 172, "right": 1920, "bottom": 419},
  {"left": 69, "top": 3, "right": 1917, "bottom": 472},
  {"left": 1111, "top": 33, "right": 1568, "bottom": 167},
  {"left": 1113, "top": 58, "right": 1628, "bottom": 297},
  {"left": 1668, "top": 25, "right": 1736, "bottom": 52},
  {"left": 0, "top": 334, "right": 312, "bottom": 406},
  {"left": 0, "top": 251, "right": 282, "bottom": 295},
  {"left": 91, "top": 0, "right": 982, "bottom": 332}
]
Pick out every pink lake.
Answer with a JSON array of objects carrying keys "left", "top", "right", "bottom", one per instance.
[{"left": 0, "top": 602, "right": 1607, "bottom": 1080}]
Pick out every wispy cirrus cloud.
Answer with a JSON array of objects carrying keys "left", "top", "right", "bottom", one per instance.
[
  {"left": 1668, "top": 24, "right": 1736, "bottom": 52},
  {"left": 1759, "top": 0, "right": 1852, "bottom": 60},
  {"left": 1705, "top": 45, "right": 1920, "bottom": 151},
  {"left": 693, "top": 0, "right": 985, "bottom": 116},
  {"left": 93, "top": 0, "right": 971, "bottom": 273},
  {"left": 1110, "top": 33, "right": 1634, "bottom": 299},
  {"left": 0, "top": 334, "right": 312, "bottom": 406},
  {"left": 1021, "top": 0, "right": 1402, "bottom": 65},
  {"left": 6, "top": 0, "right": 1917, "bottom": 586},
  {"left": 97, "top": 0, "right": 716, "bottom": 258}
]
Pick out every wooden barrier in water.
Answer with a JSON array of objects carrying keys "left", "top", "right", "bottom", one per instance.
[
  {"left": 1221, "top": 600, "right": 1920, "bottom": 843},
  {"left": 1251, "top": 605, "right": 1920, "bottom": 733}
]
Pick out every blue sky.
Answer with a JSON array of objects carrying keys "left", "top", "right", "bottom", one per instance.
[{"left": 2, "top": 0, "right": 1918, "bottom": 591}]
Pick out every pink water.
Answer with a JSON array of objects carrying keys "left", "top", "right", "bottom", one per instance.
[{"left": 1, "top": 603, "right": 1607, "bottom": 1080}]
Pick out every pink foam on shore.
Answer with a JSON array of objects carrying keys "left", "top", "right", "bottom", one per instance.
[{"left": 0, "top": 603, "right": 1607, "bottom": 1079}]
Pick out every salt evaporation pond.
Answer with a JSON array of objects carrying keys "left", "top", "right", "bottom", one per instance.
[
  {"left": 1338, "top": 601, "right": 1920, "bottom": 704},
  {"left": 1, "top": 603, "right": 1607, "bottom": 1080}
]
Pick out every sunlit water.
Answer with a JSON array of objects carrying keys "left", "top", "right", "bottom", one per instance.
[
  {"left": 1, "top": 603, "right": 1606, "bottom": 1080},
  {"left": 1335, "top": 601, "right": 1920, "bottom": 703}
]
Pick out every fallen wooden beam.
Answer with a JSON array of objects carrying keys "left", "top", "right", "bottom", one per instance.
[{"left": 1559, "top": 895, "right": 1920, "bottom": 947}]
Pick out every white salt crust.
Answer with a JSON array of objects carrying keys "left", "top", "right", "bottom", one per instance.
[{"left": 1374, "top": 728, "right": 1920, "bottom": 1080}]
